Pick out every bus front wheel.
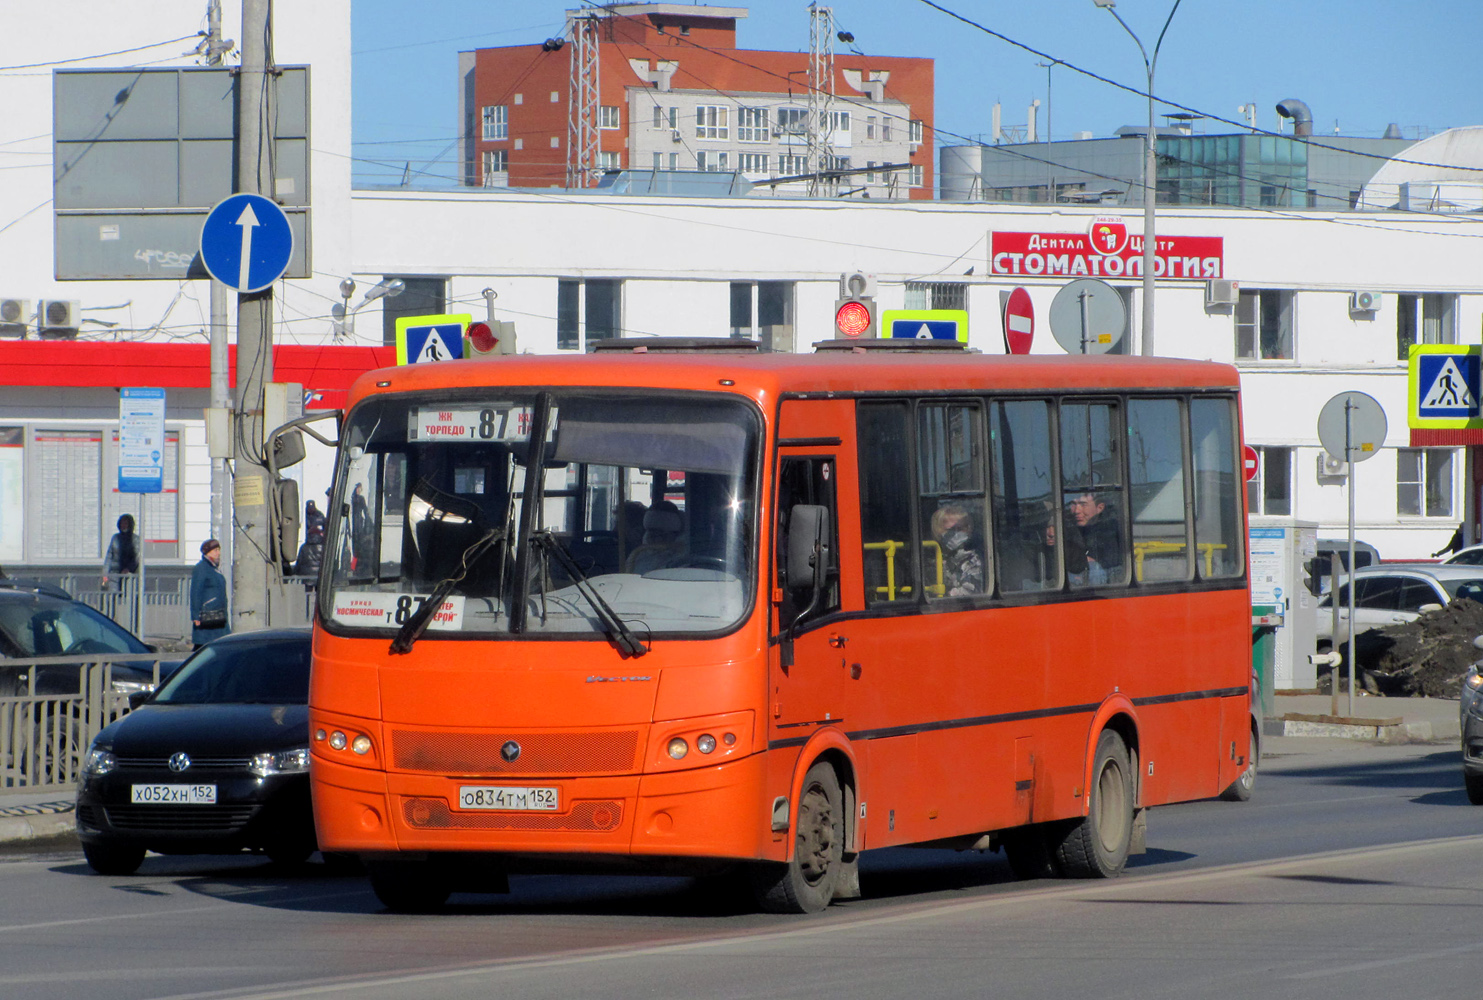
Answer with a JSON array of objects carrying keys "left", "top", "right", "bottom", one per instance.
[
  {"left": 1053, "top": 730, "right": 1134, "bottom": 878},
  {"left": 749, "top": 761, "right": 844, "bottom": 913}
]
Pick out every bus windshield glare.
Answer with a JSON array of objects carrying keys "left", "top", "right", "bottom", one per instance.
[{"left": 322, "top": 391, "right": 760, "bottom": 640}]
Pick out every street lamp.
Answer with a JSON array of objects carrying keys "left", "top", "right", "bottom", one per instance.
[
  {"left": 1093, "top": 0, "right": 1183, "bottom": 356},
  {"left": 332, "top": 277, "right": 405, "bottom": 341},
  {"left": 1037, "top": 59, "right": 1059, "bottom": 202}
]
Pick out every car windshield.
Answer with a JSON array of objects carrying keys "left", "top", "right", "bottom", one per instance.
[
  {"left": 153, "top": 638, "right": 310, "bottom": 705},
  {"left": 321, "top": 390, "right": 760, "bottom": 639},
  {"left": 0, "top": 594, "right": 149, "bottom": 657}
]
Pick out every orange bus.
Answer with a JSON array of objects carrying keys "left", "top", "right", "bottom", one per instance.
[{"left": 308, "top": 339, "right": 1255, "bottom": 913}]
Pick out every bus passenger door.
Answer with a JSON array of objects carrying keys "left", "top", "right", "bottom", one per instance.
[{"left": 772, "top": 453, "right": 845, "bottom": 735}]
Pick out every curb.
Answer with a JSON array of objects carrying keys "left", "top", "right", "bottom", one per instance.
[
  {"left": 1271, "top": 714, "right": 1459, "bottom": 743},
  {"left": 0, "top": 801, "right": 75, "bottom": 842}
]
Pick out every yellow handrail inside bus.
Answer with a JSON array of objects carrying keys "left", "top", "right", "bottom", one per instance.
[
  {"left": 1132, "top": 540, "right": 1227, "bottom": 581},
  {"left": 864, "top": 539, "right": 945, "bottom": 600}
]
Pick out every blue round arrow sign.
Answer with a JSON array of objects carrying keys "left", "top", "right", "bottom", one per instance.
[{"left": 199, "top": 193, "right": 294, "bottom": 293}]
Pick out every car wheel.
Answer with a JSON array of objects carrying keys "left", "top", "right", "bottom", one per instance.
[
  {"left": 83, "top": 841, "right": 145, "bottom": 876},
  {"left": 265, "top": 837, "right": 316, "bottom": 868},
  {"left": 368, "top": 861, "right": 452, "bottom": 913},
  {"left": 1466, "top": 770, "right": 1483, "bottom": 806}
]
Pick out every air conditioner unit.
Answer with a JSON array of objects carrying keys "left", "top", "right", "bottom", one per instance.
[
  {"left": 670, "top": 128, "right": 682, "bottom": 143},
  {"left": 1318, "top": 452, "right": 1348, "bottom": 479},
  {"left": 1204, "top": 279, "right": 1239, "bottom": 307},
  {"left": 839, "top": 272, "right": 878, "bottom": 299},
  {"left": 1350, "top": 289, "right": 1382, "bottom": 312},
  {"left": 37, "top": 299, "right": 80, "bottom": 339},
  {"left": 0, "top": 297, "right": 29, "bottom": 338}
]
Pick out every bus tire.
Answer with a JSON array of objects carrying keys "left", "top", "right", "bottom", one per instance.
[
  {"left": 749, "top": 761, "right": 843, "bottom": 913},
  {"left": 1219, "top": 726, "right": 1258, "bottom": 802},
  {"left": 367, "top": 861, "right": 452, "bottom": 913},
  {"left": 1000, "top": 825, "right": 1061, "bottom": 880},
  {"left": 1053, "top": 729, "right": 1133, "bottom": 879}
]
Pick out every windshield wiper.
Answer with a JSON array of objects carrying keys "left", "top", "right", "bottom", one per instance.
[
  {"left": 389, "top": 527, "right": 505, "bottom": 655},
  {"left": 531, "top": 530, "right": 648, "bottom": 658}
]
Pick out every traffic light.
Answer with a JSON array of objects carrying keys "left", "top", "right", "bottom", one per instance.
[
  {"left": 834, "top": 272, "right": 878, "bottom": 339},
  {"left": 465, "top": 319, "right": 518, "bottom": 357}
]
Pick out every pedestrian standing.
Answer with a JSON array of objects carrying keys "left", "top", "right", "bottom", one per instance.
[
  {"left": 190, "top": 538, "right": 230, "bottom": 649},
  {"left": 101, "top": 513, "right": 140, "bottom": 622}
]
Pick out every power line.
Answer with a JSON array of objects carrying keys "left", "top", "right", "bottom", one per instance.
[{"left": 0, "top": 35, "right": 199, "bottom": 73}]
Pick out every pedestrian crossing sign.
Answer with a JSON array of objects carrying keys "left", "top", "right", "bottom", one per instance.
[
  {"left": 1409, "top": 345, "right": 1483, "bottom": 428},
  {"left": 395, "top": 314, "right": 471, "bottom": 365}
]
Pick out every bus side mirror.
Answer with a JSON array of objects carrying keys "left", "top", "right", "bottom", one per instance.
[{"left": 785, "top": 504, "right": 830, "bottom": 593}]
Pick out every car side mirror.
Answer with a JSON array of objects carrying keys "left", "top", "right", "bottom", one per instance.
[
  {"left": 127, "top": 690, "right": 152, "bottom": 710},
  {"left": 1418, "top": 603, "right": 1443, "bottom": 614}
]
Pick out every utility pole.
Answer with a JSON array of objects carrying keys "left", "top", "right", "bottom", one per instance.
[
  {"left": 204, "top": 0, "right": 234, "bottom": 580},
  {"left": 807, "top": 3, "right": 835, "bottom": 197},
  {"left": 565, "top": 13, "right": 599, "bottom": 188},
  {"left": 231, "top": 0, "right": 276, "bottom": 632}
]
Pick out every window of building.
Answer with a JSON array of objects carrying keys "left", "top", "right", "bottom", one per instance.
[
  {"left": 653, "top": 105, "right": 677, "bottom": 129},
  {"left": 780, "top": 153, "right": 807, "bottom": 175},
  {"left": 858, "top": 402, "right": 918, "bottom": 604},
  {"left": 695, "top": 105, "right": 729, "bottom": 140},
  {"left": 1245, "top": 446, "right": 1292, "bottom": 516},
  {"left": 910, "top": 164, "right": 924, "bottom": 187},
  {"left": 1236, "top": 289, "right": 1294, "bottom": 361},
  {"left": 866, "top": 116, "right": 876, "bottom": 140},
  {"left": 730, "top": 281, "right": 794, "bottom": 352},
  {"left": 739, "top": 152, "right": 769, "bottom": 175},
  {"left": 381, "top": 276, "right": 446, "bottom": 346},
  {"left": 904, "top": 282, "right": 966, "bottom": 311},
  {"left": 598, "top": 151, "right": 620, "bottom": 171},
  {"left": 917, "top": 401, "right": 987, "bottom": 600},
  {"left": 866, "top": 161, "right": 876, "bottom": 183},
  {"left": 1397, "top": 448, "right": 1454, "bottom": 517},
  {"left": 882, "top": 119, "right": 892, "bottom": 142},
  {"left": 829, "top": 110, "right": 851, "bottom": 134},
  {"left": 738, "top": 108, "right": 769, "bottom": 142},
  {"left": 668, "top": 152, "right": 678, "bottom": 170},
  {"left": 599, "top": 106, "right": 620, "bottom": 129},
  {"left": 909, "top": 119, "right": 924, "bottom": 144},
  {"left": 481, "top": 149, "right": 508, "bottom": 187},
  {"left": 557, "top": 278, "right": 623, "bottom": 351},
  {"left": 696, "top": 150, "right": 707, "bottom": 172},
  {"left": 1397, "top": 293, "right": 1457, "bottom": 359},
  {"left": 652, "top": 151, "right": 662, "bottom": 171},
  {"left": 481, "top": 105, "right": 507, "bottom": 141},
  {"left": 777, "top": 108, "right": 808, "bottom": 135},
  {"left": 825, "top": 154, "right": 851, "bottom": 172}
]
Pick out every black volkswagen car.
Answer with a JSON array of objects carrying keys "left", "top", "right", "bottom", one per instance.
[{"left": 75, "top": 628, "right": 316, "bottom": 875}]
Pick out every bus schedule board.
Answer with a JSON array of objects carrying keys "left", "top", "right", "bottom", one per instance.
[{"left": 118, "top": 387, "right": 165, "bottom": 494}]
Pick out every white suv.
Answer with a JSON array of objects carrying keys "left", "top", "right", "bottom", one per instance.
[{"left": 1316, "top": 564, "right": 1483, "bottom": 647}]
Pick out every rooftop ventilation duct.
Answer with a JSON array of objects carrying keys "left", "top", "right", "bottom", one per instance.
[
  {"left": 1275, "top": 98, "right": 1313, "bottom": 136},
  {"left": 1383, "top": 123, "right": 1403, "bottom": 139}
]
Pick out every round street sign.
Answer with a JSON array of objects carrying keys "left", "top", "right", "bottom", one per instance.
[
  {"left": 1048, "top": 278, "right": 1126, "bottom": 355},
  {"left": 1317, "top": 391, "right": 1388, "bottom": 463},
  {"left": 1242, "top": 445, "right": 1260, "bottom": 482},
  {"left": 1003, "top": 286, "right": 1034, "bottom": 354},
  {"left": 199, "top": 193, "right": 294, "bottom": 293}
]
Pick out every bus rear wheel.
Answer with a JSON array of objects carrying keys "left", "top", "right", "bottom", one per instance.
[
  {"left": 749, "top": 761, "right": 843, "bottom": 913},
  {"left": 1053, "top": 730, "right": 1133, "bottom": 878},
  {"left": 1219, "top": 727, "right": 1258, "bottom": 802},
  {"left": 368, "top": 860, "right": 452, "bottom": 913}
]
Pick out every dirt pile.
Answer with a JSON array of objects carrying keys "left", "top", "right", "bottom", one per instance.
[{"left": 1366, "top": 598, "right": 1483, "bottom": 696}]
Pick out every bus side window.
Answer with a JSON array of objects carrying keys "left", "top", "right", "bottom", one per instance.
[
  {"left": 918, "top": 401, "right": 988, "bottom": 599},
  {"left": 776, "top": 457, "right": 839, "bottom": 625},
  {"left": 857, "top": 402, "right": 918, "bottom": 604},
  {"left": 1061, "top": 399, "right": 1128, "bottom": 588},
  {"left": 1190, "top": 397, "right": 1244, "bottom": 579},
  {"left": 991, "top": 399, "right": 1060, "bottom": 595},
  {"left": 1127, "top": 398, "right": 1191, "bottom": 583}
]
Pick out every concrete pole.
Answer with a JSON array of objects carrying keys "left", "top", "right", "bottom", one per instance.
[
  {"left": 231, "top": 0, "right": 275, "bottom": 632},
  {"left": 205, "top": 0, "right": 232, "bottom": 583}
]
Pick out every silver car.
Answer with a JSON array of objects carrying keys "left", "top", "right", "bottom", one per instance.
[{"left": 1316, "top": 564, "right": 1483, "bottom": 648}]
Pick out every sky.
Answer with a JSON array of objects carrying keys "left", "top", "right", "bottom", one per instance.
[{"left": 349, "top": 0, "right": 1483, "bottom": 188}]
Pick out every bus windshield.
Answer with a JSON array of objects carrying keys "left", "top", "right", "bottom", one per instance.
[{"left": 321, "top": 391, "right": 760, "bottom": 640}]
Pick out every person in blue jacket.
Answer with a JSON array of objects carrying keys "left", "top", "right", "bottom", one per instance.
[{"left": 190, "top": 538, "right": 230, "bottom": 649}]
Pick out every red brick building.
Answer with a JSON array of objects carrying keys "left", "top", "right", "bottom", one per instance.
[{"left": 458, "top": 4, "right": 935, "bottom": 199}]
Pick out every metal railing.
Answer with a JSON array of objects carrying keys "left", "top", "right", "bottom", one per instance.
[
  {"left": 12, "top": 573, "right": 314, "bottom": 639},
  {"left": 0, "top": 653, "right": 178, "bottom": 793}
]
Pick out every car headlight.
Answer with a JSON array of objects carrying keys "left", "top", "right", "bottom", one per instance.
[
  {"left": 109, "top": 676, "right": 156, "bottom": 698},
  {"left": 1468, "top": 672, "right": 1483, "bottom": 691},
  {"left": 82, "top": 747, "right": 116, "bottom": 776},
  {"left": 249, "top": 747, "right": 310, "bottom": 777}
]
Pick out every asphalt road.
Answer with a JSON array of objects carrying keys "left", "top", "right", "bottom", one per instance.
[{"left": 1, "top": 738, "right": 1480, "bottom": 1000}]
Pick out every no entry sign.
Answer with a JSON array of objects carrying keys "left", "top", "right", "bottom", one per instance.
[{"left": 1003, "top": 286, "right": 1033, "bottom": 354}]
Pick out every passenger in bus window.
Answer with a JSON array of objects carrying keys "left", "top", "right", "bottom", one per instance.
[
  {"left": 930, "top": 503, "right": 984, "bottom": 597},
  {"left": 1043, "top": 517, "right": 1090, "bottom": 589},
  {"left": 1068, "top": 492, "right": 1123, "bottom": 585},
  {"left": 626, "top": 500, "right": 685, "bottom": 574}
]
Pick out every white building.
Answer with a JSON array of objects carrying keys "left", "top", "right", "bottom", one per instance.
[{"left": 2, "top": 2, "right": 1481, "bottom": 582}]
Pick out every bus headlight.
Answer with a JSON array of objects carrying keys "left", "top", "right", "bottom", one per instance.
[{"left": 667, "top": 737, "right": 689, "bottom": 760}]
